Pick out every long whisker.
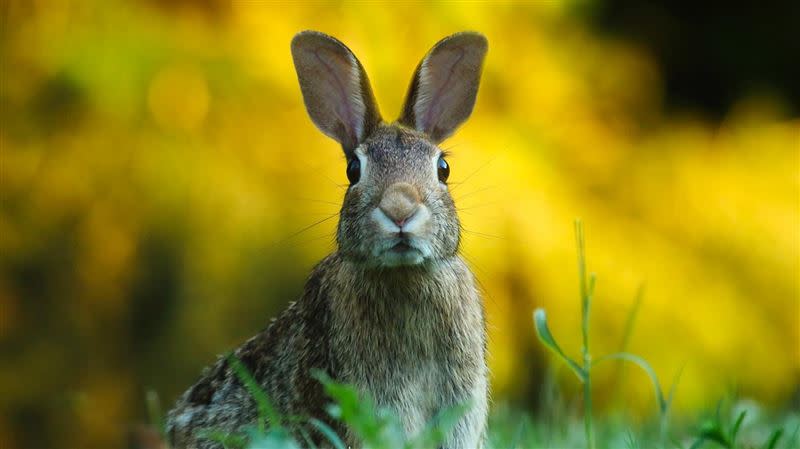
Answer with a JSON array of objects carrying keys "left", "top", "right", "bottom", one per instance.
[
  {"left": 286, "top": 231, "right": 338, "bottom": 249},
  {"left": 325, "top": 179, "right": 348, "bottom": 190},
  {"left": 271, "top": 213, "right": 339, "bottom": 247},
  {"left": 449, "top": 156, "right": 497, "bottom": 193},
  {"left": 290, "top": 197, "right": 342, "bottom": 207},
  {"left": 454, "top": 185, "right": 498, "bottom": 202},
  {"left": 456, "top": 201, "right": 501, "bottom": 212},
  {"left": 461, "top": 228, "right": 504, "bottom": 240},
  {"left": 440, "top": 143, "right": 462, "bottom": 152},
  {"left": 297, "top": 160, "right": 348, "bottom": 190},
  {"left": 458, "top": 247, "right": 498, "bottom": 309},
  {"left": 290, "top": 212, "right": 341, "bottom": 218}
]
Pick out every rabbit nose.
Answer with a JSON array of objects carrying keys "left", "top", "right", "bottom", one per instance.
[{"left": 379, "top": 183, "right": 421, "bottom": 227}]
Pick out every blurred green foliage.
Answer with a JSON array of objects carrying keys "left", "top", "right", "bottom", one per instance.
[{"left": 0, "top": 1, "right": 797, "bottom": 448}]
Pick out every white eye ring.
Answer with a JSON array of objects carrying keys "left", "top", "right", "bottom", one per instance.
[{"left": 353, "top": 145, "right": 369, "bottom": 181}]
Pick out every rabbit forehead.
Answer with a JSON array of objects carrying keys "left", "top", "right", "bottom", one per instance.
[{"left": 358, "top": 125, "right": 438, "bottom": 181}]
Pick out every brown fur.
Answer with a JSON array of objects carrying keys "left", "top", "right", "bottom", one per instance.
[{"left": 167, "top": 31, "right": 489, "bottom": 449}]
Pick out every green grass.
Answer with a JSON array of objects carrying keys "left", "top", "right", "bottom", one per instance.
[
  {"left": 533, "top": 220, "right": 679, "bottom": 449},
  {"left": 149, "top": 221, "right": 799, "bottom": 449}
]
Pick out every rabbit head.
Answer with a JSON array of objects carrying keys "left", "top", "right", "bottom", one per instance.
[{"left": 291, "top": 31, "right": 487, "bottom": 268}]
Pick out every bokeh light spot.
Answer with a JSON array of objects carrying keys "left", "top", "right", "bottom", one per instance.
[{"left": 147, "top": 63, "right": 210, "bottom": 133}]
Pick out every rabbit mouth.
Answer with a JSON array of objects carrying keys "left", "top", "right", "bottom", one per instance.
[
  {"left": 374, "top": 237, "right": 428, "bottom": 267},
  {"left": 390, "top": 241, "right": 412, "bottom": 252}
]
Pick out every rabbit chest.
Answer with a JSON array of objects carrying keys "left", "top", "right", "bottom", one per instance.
[{"left": 327, "top": 258, "right": 487, "bottom": 436}]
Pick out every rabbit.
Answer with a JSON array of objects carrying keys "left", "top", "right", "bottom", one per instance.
[{"left": 166, "top": 30, "right": 489, "bottom": 449}]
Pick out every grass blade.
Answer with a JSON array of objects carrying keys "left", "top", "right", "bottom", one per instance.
[
  {"left": 227, "top": 354, "right": 282, "bottom": 431},
  {"left": 533, "top": 309, "right": 587, "bottom": 382},
  {"left": 197, "top": 428, "right": 248, "bottom": 449},
  {"left": 666, "top": 365, "right": 685, "bottom": 411},
  {"left": 730, "top": 410, "right": 747, "bottom": 445},
  {"left": 762, "top": 429, "right": 783, "bottom": 449},
  {"left": 593, "top": 352, "right": 667, "bottom": 413},
  {"left": 414, "top": 401, "right": 472, "bottom": 448},
  {"left": 308, "top": 418, "right": 347, "bottom": 449},
  {"left": 574, "top": 220, "right": 591, "bottom": 358},
  {"left": 246, "top": 427, "right": 300, "bottom": 449},
  {"left": 296, "top": 424, "right": 319, "bottom": 449},
  {"left": 785, "top": 423, "right": 799, "bottom": 449},
  {"left": 688, "top": 437, "right": 707, "bottom": 449},
  {"left": 510, "top": 418, "right": 526, "bottom": 449},
  {"left": 611, "top": 285, "right": 645, "bottom": 405},
  {"left": 696, "top": 420, "right": 730, "bottom": 448}
]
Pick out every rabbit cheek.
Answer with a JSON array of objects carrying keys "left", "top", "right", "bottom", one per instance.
[
  {"left": 428, "top": 199, "right": 460, "bottom": 259},
  {"left": 336, "top": 188, "right": 373, "bottom": 260}
]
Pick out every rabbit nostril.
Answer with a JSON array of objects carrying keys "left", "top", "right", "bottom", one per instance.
[
  {"left": 379, "top": 205, "right": 417, "bottom": 229},
  {"left": 378, "top": 182, "right": 421, "bottom": 228}
]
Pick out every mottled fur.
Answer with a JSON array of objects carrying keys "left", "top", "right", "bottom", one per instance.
[{"left": 167, "top": 31, "right": 489, "bottom": 449}]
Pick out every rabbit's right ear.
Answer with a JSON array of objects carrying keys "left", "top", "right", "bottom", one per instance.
[
  {"left": 291, "top": 31, "right": 382, "bottom": 156},
  {"left": 398, "top": 32, "right": 487, "bottom": 143}
]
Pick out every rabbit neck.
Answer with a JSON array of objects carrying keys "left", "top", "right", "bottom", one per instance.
[
  {"left": 323, "top": 250, "right": 485, "bottom": 363},
  {"left": 323, "top": 251, "right": 486, "bottom": 436},
  {"left": 328, "top": 253, "right": 475, "bottom": 306}
]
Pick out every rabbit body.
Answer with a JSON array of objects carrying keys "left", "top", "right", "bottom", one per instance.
[
  {"left": 168, "top": 251, "right": 486, "bottom": 448},
  {"left": 168, "top": 31, "right": 490, "bottom": 449}
]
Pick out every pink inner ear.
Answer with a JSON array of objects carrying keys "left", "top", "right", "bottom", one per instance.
[
  {"left": 292, "top": 31, "right": 381, "bottom": 150},
  {"left": 418, "top": 46, "right": 467, "bottom": 134},
  {"left": 314, "top": 48, "right": 360, "bottom": 145}
]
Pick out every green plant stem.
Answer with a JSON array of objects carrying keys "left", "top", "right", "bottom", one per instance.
[
  {"left": 584, "top": 369, "right": 594, "bottom": 449},
  {"left": 575, "top": 220, "right": 595, "bottom": 449}
]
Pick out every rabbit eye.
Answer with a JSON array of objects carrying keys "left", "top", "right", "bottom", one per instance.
[
  {"left": 437, "top": 156, "right": 450, "bottom": 183},
  {"left": 346, "top": 158, "right": 361, "bottom": 184}
]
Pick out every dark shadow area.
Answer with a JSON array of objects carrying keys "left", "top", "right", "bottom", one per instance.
[{"left": 584, "top": 1, "right": 800, "bottom": 118}]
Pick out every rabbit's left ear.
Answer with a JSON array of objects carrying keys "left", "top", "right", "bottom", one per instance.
[
  {"left": 398, "top": 32, "right": 487, "bottom": 143},
  {"left": 292, "top": 31, "right": 382, "bottom": 156}
]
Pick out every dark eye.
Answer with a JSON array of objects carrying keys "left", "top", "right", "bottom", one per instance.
[
  {"left": 346, "top": 158, "right": 361, "bottom": 184},
  {"left": 437, "top": 156, "right": 450, "bottom": 183}
]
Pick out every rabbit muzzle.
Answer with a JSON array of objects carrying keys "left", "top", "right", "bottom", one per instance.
[{"left": 370, "top": 182, "right": 433, "bottom": 266}]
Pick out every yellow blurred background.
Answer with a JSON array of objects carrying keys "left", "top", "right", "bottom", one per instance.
[{"left": 1, "top": 1, "right": 798, "bottom": 448}]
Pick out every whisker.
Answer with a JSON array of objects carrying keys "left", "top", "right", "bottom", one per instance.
[
  {"left": 440, "top": 143, "right": 462, "bottom": 153},
  {"left": 289, "top": 211, "right": 342, "bottom": 217},
  {"left": 289, "top": 197, "right": 342, "bottom": 207},
  {"left": 271, "top": 213, "right": 339, "bottom": 247},
  {"left": 297, "top": 160, "right": 348, "bottom": 190},
  {"left": 459, "top": 247, "right": 498, "bottom": 309},
  {"left": 456, "top": 201, "right": 501, "bottom": 212},
  {"left": 462, "top": 228, "right": 504, "bottom": 240},
  {"left": 455, "top": 185, "right": 498, "bottom": 202},
  {"left": 306, "top": 168, "right": 348, "bottom": 190},
  {"left": 286, "top": 231, "right": 338, "bottom": 249},
  {"left": 449, "top": 156, "right": 497, "bottom": 193},
  {"left": 459, "top": 247, "right": 488, "bottom": 278}
]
